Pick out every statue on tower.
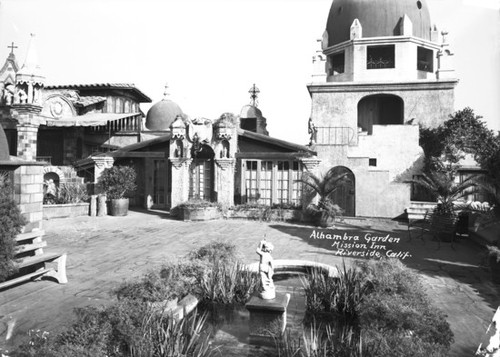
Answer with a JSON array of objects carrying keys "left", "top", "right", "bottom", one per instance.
[{"left": 308, "top": 117, "right": 318, "bottom": 145}]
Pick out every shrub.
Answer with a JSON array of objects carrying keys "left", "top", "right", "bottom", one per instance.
[
  {"left": 18, "top": 302, "right": 215, "bottom": 357},
  {"left": 188, "top": 240, "right": 238, "bottom": 263},
  {"left": 0, "top": 172, "right": 25, "bottom": 282},
  {"left": 57, "top": 182, "right": 89, "bottom": 204},
  {"left": 300, "top": 259, "right": 454, "bottom": 356},
  {"left": 357, "top": 259, "right": 454, "bottom": 351},
  {"left": 114, "top": 261, "right": 206, "bottom": 302},
  {"left": 355, "top": 258, "right": 427, "bottom": 302},
  {"left": 177, "top": 199, "right": 220, "bottom": 209},
  {"left": 98, "top": 165, "right": 137, "bottom": 200}
]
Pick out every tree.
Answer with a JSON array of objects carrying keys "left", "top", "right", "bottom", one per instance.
[{"left": 419, "top": 107, "right": 500, "bottom": 173}]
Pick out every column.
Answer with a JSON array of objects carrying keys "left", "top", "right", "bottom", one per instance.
[
  {"left": 300, "top": 158, "right": 322, "bottom": 208},
  {"left": 214, "top": 158, "right": 236, "bottom": 208},
  {"left": 17, "top": 124, "right": 39, "bottom": 161},
  {"left": 170, "top": 158, "right": 192, "bottom": 208},
  {"left": 92, "top": 156, "right": 115, "bottom": 193}
]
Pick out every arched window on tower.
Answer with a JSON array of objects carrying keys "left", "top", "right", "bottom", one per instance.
[{"left": 357, "top": 94, "right": 404, "bottom": 135}]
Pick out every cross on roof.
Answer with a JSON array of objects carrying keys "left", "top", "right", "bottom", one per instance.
[
  {"left": 163, "top": 83, "right": 169, "bottom": 99},
  {"left": 7, "top": 42, "right": 18, "bottom": 54},
  {"left": 249, "top": 83, "right": 260, "bottom": 107}
]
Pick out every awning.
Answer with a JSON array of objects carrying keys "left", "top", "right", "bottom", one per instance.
[{"left": 43, "top": 112, "right": 141, "bottom": 127}]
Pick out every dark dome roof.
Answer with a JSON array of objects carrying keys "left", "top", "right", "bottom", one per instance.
[
  {"left": 145, "top": 99, "right": 183, "bottom": 131},
  {"left": 240, "top": 105, "right": 262, "bottom": 119},
  {"left": 326, "top": 0, "right": 432, "bottom": 47},
  {"left": 0, "top": 125, "right": 10, "bottom": 161}
]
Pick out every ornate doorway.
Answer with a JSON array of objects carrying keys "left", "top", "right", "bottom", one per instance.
[
  {"left": 330, "top": 166, "right": 355, "bottom": 217},
  {"left": 189, "top": 144, "right": 214, "bottom": 200},
  {"left": 152, "top": 159, "right": 168, "bottom": 208}
]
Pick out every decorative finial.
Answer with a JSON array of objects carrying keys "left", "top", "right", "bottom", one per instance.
[
  {"left": 441, "top": 30, "right": 449, "bottom": 45},
  {"left": 163, "top": 83, "right": 169, "bottom": 99},
  {"left": 7, "top": 42, "right": 18, "bottom": 55},
  {"left": 249, "top": 83, "right": 260, "bottom": 107}
]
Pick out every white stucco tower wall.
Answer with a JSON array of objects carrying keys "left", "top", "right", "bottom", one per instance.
[{"left": 307, "top": 0, "right": 458, "bottom": 218}]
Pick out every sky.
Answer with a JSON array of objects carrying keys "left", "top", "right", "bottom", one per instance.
[{"left": 0, "top": 0, "right": 499, "bottom": 145}]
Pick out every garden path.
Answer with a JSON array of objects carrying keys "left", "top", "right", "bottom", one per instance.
[{"left": 0, "top": 209, "right": 498, "bottom": 356}]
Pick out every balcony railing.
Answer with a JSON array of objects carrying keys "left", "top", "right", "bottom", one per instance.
[
  {"left": 367, "top": 58, "right": 394, "bottom": 69},
  {"left": 315, "top": 127, "right": 356, "bottom": 146}
]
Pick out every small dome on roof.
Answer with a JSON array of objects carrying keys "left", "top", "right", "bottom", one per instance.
[
  {"left": 145, "top": 99, "right": 183, "bottom": 131},
  {"left": 240, "top": 105, "right": 262, "bottom": 119}
]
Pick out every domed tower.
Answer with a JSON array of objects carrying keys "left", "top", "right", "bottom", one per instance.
[
  {"left": 306, "top": 0, "right": 458, "bottom": 218},
  {"left": 15, "top": 34, "right": 45, "bottom": 105},
  {"left": 145, "top": 85, "right": 183, "bottom": 131},
  {"left": 318, "top": 0, "right": 455, "bottom": 84},
  {"left": 239, "top": 84, "right": 269, "bottom": 136}
]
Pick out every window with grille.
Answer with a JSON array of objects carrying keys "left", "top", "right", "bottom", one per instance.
[
  {"left": 260, "top": 161, "right": 272, "bottom": 205},
  {"left": 189, "top": 160, "right": 212, "bottom": 200},
  {"left": 245, "top": 161, "right": 258, "bottom": 202},
  {"left": 367, "top": 45, "right": 395, "bottom": 69},
  {"left": 243, "top": 160, "right": 302, "bottom": 206}
]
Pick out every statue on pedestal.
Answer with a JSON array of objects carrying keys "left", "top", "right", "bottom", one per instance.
[{"left": 256, "top": 239, "right": 275, "bottom": 299}]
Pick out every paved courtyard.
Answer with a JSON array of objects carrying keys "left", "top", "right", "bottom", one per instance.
[{"left": 0, "top": 209, "right": 499, "bottom": 356}]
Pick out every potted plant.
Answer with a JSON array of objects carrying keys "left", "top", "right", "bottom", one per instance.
[
  {"left": 486, "top": 245, "right": 500, "bottom": 284},
  {"left": 176, "top": 198, "right": 220, "bottom": 221},
  {"left": 298, "top": 167, "right": 348, "bottom": 227},
  {"left": 98, "top": 165, "right": 137, "bottom": 216}
]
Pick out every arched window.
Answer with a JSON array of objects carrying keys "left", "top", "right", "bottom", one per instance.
[{"left": 357, "top": 94, "right": 404, "bottom": 135}]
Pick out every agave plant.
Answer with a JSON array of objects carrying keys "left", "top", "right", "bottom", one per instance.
[
  {"left": 298, "top": 167, "right": 350, "bottom": 227},
  {"left": 406, "top": 167, "right": 480, "bottom": 215}
]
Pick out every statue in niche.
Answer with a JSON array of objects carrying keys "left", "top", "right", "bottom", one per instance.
[
  {"left": 220, "top": 140, "right": 229, "bottom": 158},
  {"left": 4, "top": 85, "right": 14, "bottom": 105},
  {"left": 308, "top": 117, "right": 317, "bottom": 145},
  {"left": 174, "top": 140, "right": 183, "bottom": 158},
  {"left": 256, "top": 238, "right": 275, "bottom": 299},
  {"left": 17, "top": 89, "right": 27, "bottom": 104}
]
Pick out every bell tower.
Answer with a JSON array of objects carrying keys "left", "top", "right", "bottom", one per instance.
[{"left": 11, "top": 34, "right": 45, "bottom": 161}]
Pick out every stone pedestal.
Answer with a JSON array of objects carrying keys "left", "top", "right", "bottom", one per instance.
[{"left": 245, "top": 293, "right": 290, "bottom": 338}]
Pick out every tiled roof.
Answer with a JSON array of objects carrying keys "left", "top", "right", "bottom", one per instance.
[
  {"left": 45, "top": 83, "right": 152, "bottom": 102},
  {"left": 237, "top": 129, "right": 317, "bottom": 155},
  {"left": 73, "top": 96, "right": 106, "bottom": 107},
  {"left": 44, "top": 112, "right": 141, "bottom": 127}
]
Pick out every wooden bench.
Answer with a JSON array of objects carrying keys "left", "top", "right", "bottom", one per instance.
[
  {"left": 408, "top": 210, "right": 459, "bottom": 248},
  {"left": 0, "top": 229, "right": 67, "bottom": 290}
]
